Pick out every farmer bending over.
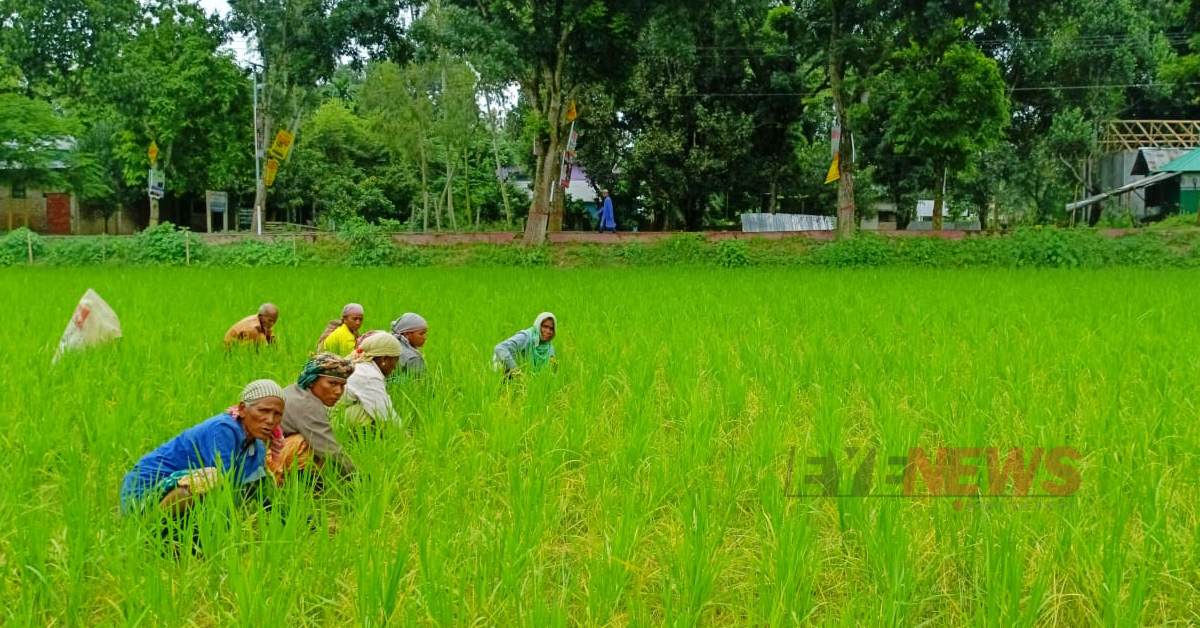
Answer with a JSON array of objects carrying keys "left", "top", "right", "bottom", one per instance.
[
  {"left": 390, "top": 312, "right": 429, "bottom": 376},
  {"left": 119, "top": 379, "right": 285, "bottom": 515},
  {"left": 493, "top": 312, "right": 557, "bottom": 378},
  {"left": 270, "top": 353, "right": 356, "bottom": 480},
  {"left": 343, "top": 331, "right": 402, "bottom": 426},
  {"left": 224, "top": 303, "right": 279, "bottom": 349},
  {"left": 317, "top": 303, "right": 365, "bottom": 357}
]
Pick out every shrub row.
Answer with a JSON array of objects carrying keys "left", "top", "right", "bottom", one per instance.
[{"left": 4, "top": 223, "right": 1200, "bottom": 269}]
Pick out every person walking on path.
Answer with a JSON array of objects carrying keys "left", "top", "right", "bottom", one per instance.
[{"left": 598, "top": 189, "right": 616, "bottom": 233}]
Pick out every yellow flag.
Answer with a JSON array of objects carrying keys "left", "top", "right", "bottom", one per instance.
[
  {"left": 566, "top": 100, "right": 578, "bottom": 122},
  {"left": 269, "top": 130, "right": 295, "bottom": 161},
  {"left": 825, "top": 153, "right": 840, "bottom": 184},
  {"left": 264, "top": 159, "right": 280, "bottom": 187}
]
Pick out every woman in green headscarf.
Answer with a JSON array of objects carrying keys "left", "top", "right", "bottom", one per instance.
[{"left": 492, "top": 312, "right": 556, "bottom": 377}]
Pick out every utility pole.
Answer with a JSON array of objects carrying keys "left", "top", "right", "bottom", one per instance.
[{"left": 252, "top": 69, "right": 264, "bottom": 236}]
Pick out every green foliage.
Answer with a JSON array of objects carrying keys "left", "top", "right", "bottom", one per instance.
[
  {"left": 99, "top": 2, "right": 251, "bottom": 199},
  {"left": 42, "top": 236, "right": 128, "bottom": 266},
  {"left": 10, "top": 226, "right": 1200, "bottom": 269},
  {"left": 0, "top": 227, "right": 45, "bottom": 265},
  {"left": 206, "top": 240, "right": 303, "bottom": 267},
  {"left": 714, "top": 239, "right": 751, "bottom": 268},
  {"left": 0, "top": 93, "right": 72, "bottom": 190},
  {"left": 129, "top": 223, "right": 204, "bottom": 265},
  {"left": 337, "top": 217, "right": 396, "bottom": 266},
  {"left": 808, "top": 233, "right": 896, "bottom": 267}
]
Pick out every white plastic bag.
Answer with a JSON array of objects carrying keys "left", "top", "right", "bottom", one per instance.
[{"left": 53, "top": 289, "right": 122, "bottom": 363}]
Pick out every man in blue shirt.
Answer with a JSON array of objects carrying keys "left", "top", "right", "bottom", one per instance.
[
  {"left": 598, "top": 189, "right": 616, "bottom": 233},
  {"left": 120, "top": 379, "right": 285, "bottom": 515}
]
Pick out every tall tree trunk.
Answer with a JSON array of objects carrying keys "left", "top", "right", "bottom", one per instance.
[
  {"left": 253, "top": 111, "right": 273, "bottom": 234},
  {"left": 443, "top": 160, "right": 457, "bottom": 230},
  {"left": 418, "top": 144, "right": 430, "bottom": 232},
  {"left": 465, "top": 151, "right": 479, "bottom": 229},
  {"left": 523, "top": 59, "right": 567, "bottom": 244},
  {"left": 485, "top": 91, "right": 513, "bottom": 227},
  {"left": 829, "top": 4, "right": 856, "bottom": 239},
  {"left": 932, "top": 166, "right": 946, "bottom": 231}
]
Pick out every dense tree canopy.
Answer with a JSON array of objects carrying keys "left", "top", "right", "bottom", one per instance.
[{"left": 2, "top": 0, "right": 1200, "bottom": 237}]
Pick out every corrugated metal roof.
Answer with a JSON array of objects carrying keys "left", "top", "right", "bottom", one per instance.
[
  {"left": 1158, "top": 147, "right": 1200, "bottom": 173},
  {"left": 1131, "top": 148, "right": 1190, "bottom": 175}
]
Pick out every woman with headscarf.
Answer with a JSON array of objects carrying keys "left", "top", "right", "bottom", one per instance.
[
  {"left": 390, "top": 313, "right": 428, "bottom": 376},
  {"left": 120, "top": 379, "right": 285, "bottom": 515},
  {"left": 316, "top": 303, "right": 365, "bottom": 357},
  {"left": 343, "top": 331, "right": 402, "bottom": 426},
  {"left": 492, "top": 312, "right": 557, "bottom": 377},
  {"left": 271, "top": 353, "right": 357, "bottom": 479}
]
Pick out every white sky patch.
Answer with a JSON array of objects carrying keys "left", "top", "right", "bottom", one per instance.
[{"left": 196, "top": 0, "right": 257, "bottom": 65}]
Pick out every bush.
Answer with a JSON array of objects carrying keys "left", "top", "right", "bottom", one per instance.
[
  {"left": 129, "top": 223, "right": 204, "bottom": 265},
  {"left": 0, "top": 227, "right": 45, "bottom": 265},
  {"left": 43, "top": 236, "right": 128, "bottom": 265},
  {"left": 208, "top": 240, "right": 302, "bottom": 267},
  {"left": 657, "top": 233, "right": 709, "bottom": 264},
  {"left": 809, "top": 233, "right": 896, "bottom": 267},
  {"left": 715, "top": 239, "right": 751, "bottom": 268},
  {"left": 338, "top": 218, "right": 395, "bottom": 267}
]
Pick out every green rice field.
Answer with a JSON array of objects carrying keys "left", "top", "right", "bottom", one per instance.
[{"left": 1, "top": 267, "right": 1197, "bottom": 625}]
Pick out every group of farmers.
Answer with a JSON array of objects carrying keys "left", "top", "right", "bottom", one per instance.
[{"left": 119, "top": 304, "right": 558, "bottom": 516}]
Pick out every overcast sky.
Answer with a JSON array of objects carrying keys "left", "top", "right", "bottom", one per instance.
[{"left": 195, "top": 0, "right": 255, "bottom": 64}]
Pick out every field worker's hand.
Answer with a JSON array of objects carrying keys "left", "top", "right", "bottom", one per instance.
[{"left": 179, "top": 467, "right": 220, "bottom": 495}]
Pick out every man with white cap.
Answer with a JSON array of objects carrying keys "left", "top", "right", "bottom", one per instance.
[
  {"left": 119, "top": 379, "right": 286, "bottom": 515},
  {"left": 316, "top": 303, "right": 365, "bottom": 357}
]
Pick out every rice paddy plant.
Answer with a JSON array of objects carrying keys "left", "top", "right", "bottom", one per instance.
[{"left": 0, "top": 267, "right": 1198, "bottom": 625}]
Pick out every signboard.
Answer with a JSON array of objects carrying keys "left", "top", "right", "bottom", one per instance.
[
  {"left": 148, "top": 141, "right": 159, "bottom": 165},
  {"left": 916, "top": 199, "right": 936, "bottom": 219},
  {"left": 264, "top": 158, "right": 279, "bottom": 187},
  {"left": 268, "top": 130, "right": 295, "bottom": 161},
  {"left": 206, "top": 190, "right": 228, "bottom": 214},
  {"left": 148, "top": 168, "right": 165, "bottom": 199}
]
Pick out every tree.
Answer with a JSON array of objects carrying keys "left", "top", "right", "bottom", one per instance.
[
  {"left": 444, "top": 0, "right": 650, "bottom": 243},
  {"left": 227, "top": 0, "right": 354, "bottom": 231},
  {"left": 100, "top": 0, "right": 249, "bottom": 226},
  {"left": 0, "top": 92, "right": 70, "bottom": 191},
  {"left": 0, "top": 0, "right": 139, "bottom": 98},
  {"left": 361, "top": 61, "right": 439, "bottom": 230},
  {"left": 867, "top": 44, "right": 1009, "bottom": 230}
]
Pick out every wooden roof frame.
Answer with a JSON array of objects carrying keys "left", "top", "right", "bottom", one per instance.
[{"left": 1100, "top": 120, "right": 1200, "bottom": 152}]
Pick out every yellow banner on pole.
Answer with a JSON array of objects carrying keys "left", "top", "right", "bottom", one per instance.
[
  {"left": 264, "top": 159, "right": 280, "bottom": 187},
  {"left": 824, "top": 153, "right": 840, "bottom": 184},
  {"left": 566, "top": 100, "right": 578, "bottom": 122},
  {"left": 268, "top": 130, "right": 295, "bottom": 161},
  {"left": 148, "top": 141, "right": 159, "bottom": 165}
]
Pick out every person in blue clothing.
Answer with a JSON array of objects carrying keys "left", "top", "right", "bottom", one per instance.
[
  {"left": 119, "top": 379, "right": 285, "bottom": 515},
  {"left": 598, "top": 189, "right": 616, "bottom": 233}
]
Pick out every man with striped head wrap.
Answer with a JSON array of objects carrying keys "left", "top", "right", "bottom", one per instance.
[{"left": 273, "top": 353, "right": 357, "bottom": 479}]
